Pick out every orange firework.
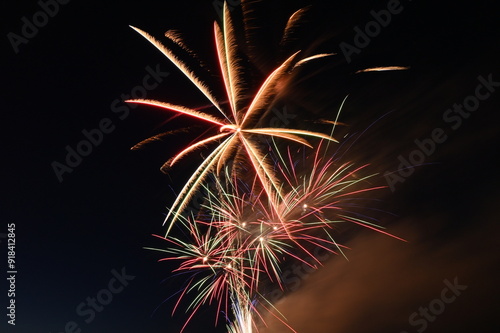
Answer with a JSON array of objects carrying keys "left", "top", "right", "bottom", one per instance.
[
  {"left": 127, "top": 3, "right": 339, "bottom": 233},
  {"left": 130, "top": 1, "right": 409, "bottom": 332}
]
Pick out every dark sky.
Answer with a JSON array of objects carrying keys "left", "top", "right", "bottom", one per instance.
[{"left": 1, "top": 1, "right": 499, "bottom": 333}]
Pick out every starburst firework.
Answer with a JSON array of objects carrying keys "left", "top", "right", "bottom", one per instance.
[
  {"left": 127, "top": 2, "right": 342, "bottom": 233},
  {"left": 146, "top": 142, "right": 404, "bottom": 331},
  {"left": 129, "top": 1, "right": 406, "bottom": 332}
]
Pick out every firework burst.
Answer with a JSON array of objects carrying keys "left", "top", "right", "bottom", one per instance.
[
  {"left": 129, "top": 1, "right": 407, "bottom": 332},
  {"left": 127, "top": 2, "right": 342, "bottom": 233},
  {"left": 146, "top": 142, "right": 404, "bottom": 331}
]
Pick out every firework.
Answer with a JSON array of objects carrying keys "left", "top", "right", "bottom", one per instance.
[
  {"left": 127, "top": 2, "right": 341, "bottom": 233},
  {"left": 129, "top": 1, "right": 407, "bottom": 332},
  {"left": 146, "top": 142, "right": 404, "bottom": 331}
]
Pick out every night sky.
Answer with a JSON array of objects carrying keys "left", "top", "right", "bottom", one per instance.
[{"left": 2, "top": 1, "right": 499, "bottom": 333}]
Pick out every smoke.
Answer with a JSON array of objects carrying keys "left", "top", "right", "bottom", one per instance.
[{"left": 258, "top": 202, "right": 500, "bottom": 333}]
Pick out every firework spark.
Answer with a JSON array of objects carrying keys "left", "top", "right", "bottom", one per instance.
[
  {"left": 130, "top": 1, "right": 407, "bottom": 332},
  {"left": 127, "top": 2, "right": 339, "bottom": 233},
  {"left": 146, "top": 142, "right": 404, "bottom": 331}
]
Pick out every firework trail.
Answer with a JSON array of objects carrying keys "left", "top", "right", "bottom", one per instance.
[
  {"left": 145, "top": 143, "right": 404, "bottom": 331},
  {"left": 129, "top": 1, "right": 406, "bottom": 332},
  {"left": 127, "top": 3, "right": 339, "bottom": 233}
]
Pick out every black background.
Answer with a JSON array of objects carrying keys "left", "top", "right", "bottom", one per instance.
[{"left": 1, "top": 0, "right": 499, "bottom": 332}]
